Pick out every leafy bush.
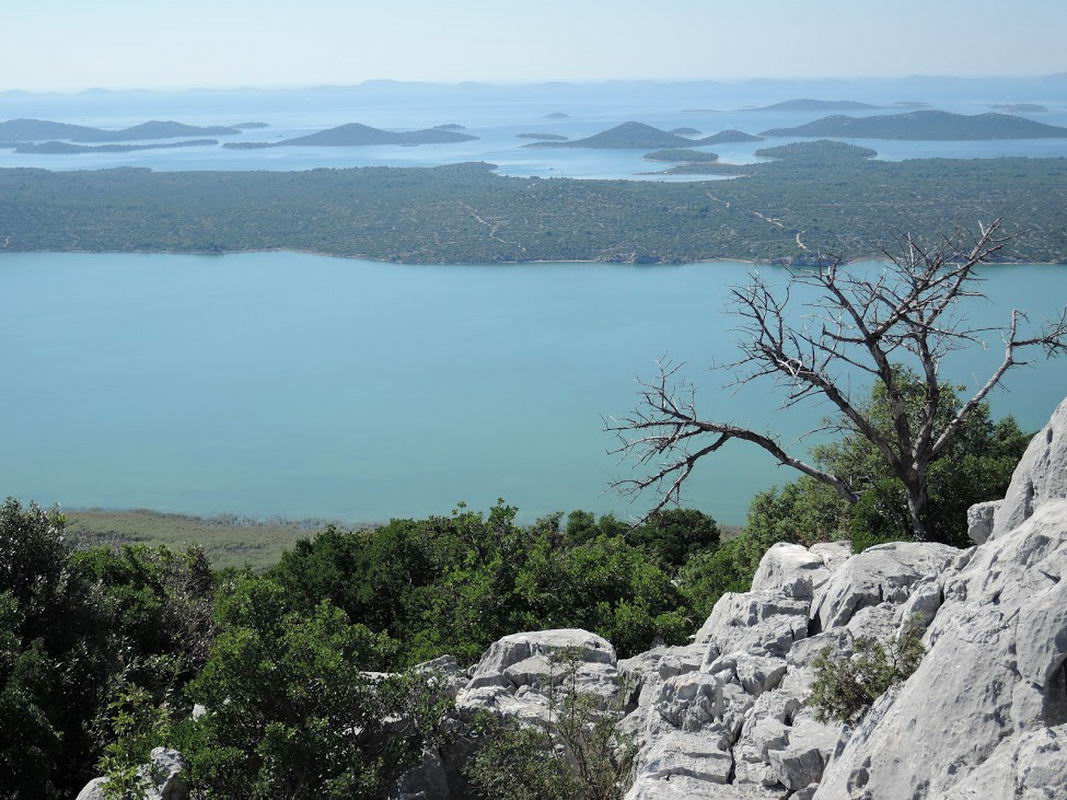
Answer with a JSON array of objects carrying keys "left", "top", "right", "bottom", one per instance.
[
  {"left": 272, "top": 502, "right": 703, "bottom": 668},
  {"left": 807, "top": 619, "right": 926, "bottom": 724},
  {"left": 182, "top": 598, "right": 449, "bottom": 799}
]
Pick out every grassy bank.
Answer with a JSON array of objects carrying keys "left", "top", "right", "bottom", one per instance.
[{"left": 64, "top": 508, "right": 356, "bottom": 570}]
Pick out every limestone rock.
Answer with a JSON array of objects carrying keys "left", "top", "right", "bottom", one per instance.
[
  {"left": 808, "top": 542, "right": 852, "bottom": 574},
  {"left": 937, "top": 723, "right": 1067, "bottom": 799},
  {"left": 814, "top": 499, "right": 1067, "bottom": 799},
  {"left": 809, "top": 541, "right": 957, "bottom": 631},
  {"left": 694, "top": 591, "right": 810, "bottom": 659},
  {"left": 75, "top": 748, "right": 188, "bottom": 800},
  {"left": 74, "top": 778, "right": 108, "bottom": 800},
  {"left": 749, "top": 543, "right": 831, "bottom": 599},
  {"left": 966, "top": 499, "right": 1001, "bottom": 544},
  {"left": 993, "top": 396, "right": 1067, "bottom": 538},
  {"left": 456, "top": 629, "right": 620, "bottom": 726}
]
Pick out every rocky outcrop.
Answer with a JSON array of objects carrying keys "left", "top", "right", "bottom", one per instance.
[
  {"left": 455, "top": 628, "right": 621, "bottom": 727},
  {"left": 621, "top": 538, "right": 963, "bottom": 800},
  {"left": 993, "top": 396, "right": 1067, "bottom": 538},
  {"left": 413, "top": 396, "right": 1067, "bottom": 800}
]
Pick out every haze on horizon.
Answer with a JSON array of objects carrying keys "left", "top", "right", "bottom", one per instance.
[{"left": 5, "top": 0, "right": 1066, "bottom": 93}]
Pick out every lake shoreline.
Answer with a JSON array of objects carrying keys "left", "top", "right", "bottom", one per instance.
[{"left": 2, "top": 246, "right": 1063, "bottom": 268}]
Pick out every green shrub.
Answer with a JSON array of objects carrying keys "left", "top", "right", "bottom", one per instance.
[
  {"left": 807, "top": 618, "right": 925, "bottom": 724},
  {"left": 182, "top": 598, "right": 449, "bottom": 799}
]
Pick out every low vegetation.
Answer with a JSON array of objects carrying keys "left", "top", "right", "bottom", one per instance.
[
  {"left": 643, "top": 148, "right": 719, "bottom": 162},
  {"left": 807, "top": 618, "right": 926, "bottom": 724}
]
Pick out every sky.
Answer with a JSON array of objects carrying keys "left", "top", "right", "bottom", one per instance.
[{"left": 5, "top": 0, "right": 1066, "bottom": 92}]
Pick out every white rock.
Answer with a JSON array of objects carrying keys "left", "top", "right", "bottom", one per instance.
[
  {"left": 814, "top": 499, "right": 1067, "bottom": 799},
  {"left": 809, "top": 541, "right": 958, "bottom": 631},
  {"left": 74, "top": 778, "right": 108, "bottom": 800},
  {"left": 937, "top": 723, "right": 1067, "bottom": 799},
  {"left": 966, "top": 499, "right": 1001, "bottom": 545},
  {"left": 750, "top": 543, "right": 831, "bottom": 599},
  {"left": 808, "top": 542, "right": 852, "bottom": 574},
  {"left": 694, "top": 591, "right": 810, "bottom": 658},
  {"left": 993, "top": 396, "right": 1067, "bottom": 538}
]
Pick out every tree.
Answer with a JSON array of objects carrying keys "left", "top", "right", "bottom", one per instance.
[
  {"left": 609, "top": 222, "right": 1067, "bottom": 540},
  {"left": 182, "top": 581, "right": 449, "bottom": 800}
]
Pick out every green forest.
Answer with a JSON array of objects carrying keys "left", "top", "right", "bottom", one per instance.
[{"left": 2, "top": 151, "right": 1066, "bottom": 263}]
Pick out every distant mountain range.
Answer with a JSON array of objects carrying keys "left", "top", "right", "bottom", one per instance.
[
  {"left": 746, "top": 99, "right": 885, "bottom": 112},
  {"left": 990, "top": 103, "right": 1048, "bottom": 113},
  {"left": 0, "top": 118, "right": 245, "bottom": 142},
  {"left": 10, "top": 138, "right": 218, "bottom": 154},
  {"left": 761, "top": 110, "right": 1067, "bottom": 140},
  {"left": 523, "top": 121, "right": 762, "bottom": 149},
  {"left": 223, "top": 122, "right": 478, "bottom": 149}
]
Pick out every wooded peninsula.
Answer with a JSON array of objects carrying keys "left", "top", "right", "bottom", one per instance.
[{"left": 2, "top": 151, "right": 1066, "bottom": 264}]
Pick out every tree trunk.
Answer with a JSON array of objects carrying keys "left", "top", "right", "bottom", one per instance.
[{"left": 904, "top": 478, "right": 930, "bottom": 542}]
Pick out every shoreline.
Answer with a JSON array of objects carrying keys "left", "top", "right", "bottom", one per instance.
[{"left": 1, "top": 246, "right": 1062, "bottom": 268}]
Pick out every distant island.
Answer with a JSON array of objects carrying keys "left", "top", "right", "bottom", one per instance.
[
  {"left": 542, "top": 112, "right": 570, "bottom": 119},
  {"left": 701, "top": 129, "right": 763, "bottom": 144},
  {"left": 644, "top": 148, "right": 719, "bottom": 163},
  {"left": 668, "top": 127, "right": 701, "bottom": 135},
  {"left": 516, "top": 133, "right": 569, "bottom": 141},
  {"left": 761, "top": 110, "right": 1067, "bottom": 140},
  {"left": 433, "top": 123, "right": 467, "bottom": 130},
  {"left": 680, "top": 108, "right": 719, "bottom": 113},
  {"left": 754, "top": 140, "right": 877, "bottom": 162},
  {"left": 746, "top": 99, "right": 884, "bottom": 112},
  {"left": 223, "top": 122, "right": 479, "bottom": 148},
  {"left": 233, "top": 122, "right": 270, "bottom": 129},
  {"left": 12, "top": 139, "right": 219, "bottom": 154},
  {"left": 990, "top": 103, "right": 1048, "bottom": 113},
  {"left": 4, "top": 151, "right": 1064, "bottom": 265},
  {"left": 523, "top": 122, "right": 694, "bottom": 149},
  {"left": 525, "top": 122, "right": 765, "bottom": 150},
  {"left": 0, "top": 118, "right": 242, "bottom": 142},
  {"left": 893, "top": 101, "right": 932, "bottom": 109}
]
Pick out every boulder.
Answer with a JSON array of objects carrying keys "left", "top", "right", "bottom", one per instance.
[
  {"left": 74, "top": 778, "right": 108, "bottom": 800},
  {"left": 74, "top": 748, "right": 188, "bottom": 800},
  {"left": 749, "top": 543, "right": 830, "bottom": 599},
  {"left": 993, "top": 396, "right": 1067, "bottom": 538},
  {"left": 455, "top": 629, "right": 620, "bottom": 726},
  {"left": 966, "top": 499, "right": 1001, "bottom": 544},
  {"left": 694, "top": 591, "right": 810, "bottom": 659}
]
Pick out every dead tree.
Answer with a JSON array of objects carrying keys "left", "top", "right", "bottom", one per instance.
[{"left": 607, "top": 220, "right": 1067, "bottom": 541}]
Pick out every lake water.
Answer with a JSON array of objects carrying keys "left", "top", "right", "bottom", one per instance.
[{"left": 2, "top": 252, "right": 1064, "bottom": 525}]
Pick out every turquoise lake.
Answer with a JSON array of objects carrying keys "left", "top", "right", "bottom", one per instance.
[{"left": 1, "top": 252, "right": 1065, "bottom": 525}]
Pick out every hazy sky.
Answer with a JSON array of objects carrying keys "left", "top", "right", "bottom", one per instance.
[{"left": 6, "top": 0, "right": 1066, "bottom": 91}]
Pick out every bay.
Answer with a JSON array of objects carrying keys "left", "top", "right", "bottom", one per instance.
[{"left": 1, "top": 251, "right": 1064, "bottom": 525}]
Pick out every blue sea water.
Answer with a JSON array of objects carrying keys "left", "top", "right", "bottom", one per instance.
[
  {"left": 1, "top": 252, "right": 1064, "bottom": 525},
  {"left": 1, "top": 84, "right": 1066, "bottom": 179}
]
